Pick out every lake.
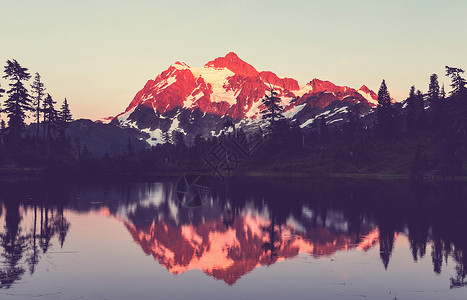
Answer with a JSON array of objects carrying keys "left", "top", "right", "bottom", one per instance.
[{"left": 0, "top": 175, "right": 466, "bottom": 299}]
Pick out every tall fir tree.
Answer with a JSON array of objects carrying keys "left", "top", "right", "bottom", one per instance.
[
  {"left": 42, "top": 94, "right": 58, "bottom": 140},
  {"left": 0, "top": 83, "right": 4, "bottom": 124},
  {"left": 445, "top": 66, "right": 467, "bottom": 97},
  {"left": 0, "top": 119, "right": 5, "bottom": 147},
  {"left": 260, "top": 86, "right": 284, "bottom": 133},
  {"left": 57, "top": 98, "right": 72, "bottom": 134},
  {"left": 59, "top": 98, "right": 72, "bottom": 122},
  {"left": 30, "top": 73, "right": 46, "bottom": 137},
  {"left": 2, "top": 59, "right": 32, "bottom": 144},
  {"left": 415, "top": 90, "right": 426, "bottom": 130},
  {"left": 427, "top": 74, "right": 440, "bottom": 104},
  {"left": 376, "top": 79, "right": 394, "bottom": 137},
  {"left": 405, "top": 86, "right": 416, "bottom": 131}
]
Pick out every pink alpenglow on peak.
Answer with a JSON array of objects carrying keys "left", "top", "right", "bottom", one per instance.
[
  {"left": 114, "top": 52, "right": 379, "bottom": 122},
  {"left": 108, "top": 53, "right": 384, "bottom": 146},
  {"left": 204, "top": 52, "right": 259, "bottom": 77}
]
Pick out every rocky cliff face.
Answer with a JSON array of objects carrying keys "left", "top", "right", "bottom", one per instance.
[{"left": 107, "top": 52, "right": 379, "bottom": 145}]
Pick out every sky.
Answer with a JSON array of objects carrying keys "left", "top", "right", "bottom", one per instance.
[{"left": 0, "top": 0, "right": 466, "bottom": 121}]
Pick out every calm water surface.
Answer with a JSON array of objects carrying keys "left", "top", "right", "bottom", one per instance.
[{"left": 0, "top": 176, "right": 466, "bottom": 299}]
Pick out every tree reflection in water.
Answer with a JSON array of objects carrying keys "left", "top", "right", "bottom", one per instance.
[
  {"left": 0, "top": 182, "right": 71, "bottom": 289},
  {"left": 0, "top": 177, "right": 466, "bottom": 289}
]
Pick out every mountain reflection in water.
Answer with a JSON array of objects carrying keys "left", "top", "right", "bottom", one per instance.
[{"left": 0, "top": 177, "right": 466, "bottom": 292}]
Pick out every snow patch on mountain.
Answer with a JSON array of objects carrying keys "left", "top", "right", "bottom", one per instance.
[
  {"left": 294, "top": 84, "right": 314, "bottom": 97},
  {"left": 142, "top": 128, "right": 163, "bottom": 146}
]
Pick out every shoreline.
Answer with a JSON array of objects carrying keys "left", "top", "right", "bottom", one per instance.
[{"left": 1, "top": 167, "right": 466, "bottom": 182}]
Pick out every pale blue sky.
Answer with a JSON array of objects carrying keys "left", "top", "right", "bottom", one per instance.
[{"left": 0, "top": 0, "right": 466, "bottom": 120}]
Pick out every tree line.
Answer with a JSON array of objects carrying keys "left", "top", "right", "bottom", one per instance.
[{"left": 0, "top": 59, "right": 74, "bottom": 168}]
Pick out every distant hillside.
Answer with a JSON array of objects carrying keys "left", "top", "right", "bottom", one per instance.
[{"left": 26, "top": 119, "right": 146, "bottom": 157}]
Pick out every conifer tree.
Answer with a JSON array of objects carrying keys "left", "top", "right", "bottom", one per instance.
[
  {"left": 427, "top": 74, "right": 439, "bottom": 105},
  {"left": 376, "top": 79, "right": 394, "bottom": 137},
  {"left": 405, "top": 86, "right": 416, "bottom": 131},
  {"left": 42, "top": 94, "right": 58, "bottom": 140},
  {"left": 260, "top": 86, "right": 284, "bottom": 133},
  {"left": 2, "top": 59, "right": 32, "bottom": 144},
  {"left": 0, "top": 119, "right": 5, "bottom": 146},
  {"left": 30, "top": 73, "right": 46, "bottom": 137},
  {"left": 430, "top": 77, "right": 447, "bottom": 125},
  {"left": 445, "top": 66, "right": 467, "bottom": 97},
  {"left": 57, "top": 98, "right": 72, "bottom": 134},
  {"left": 0, "top": 83, "right": 4, "bottom": 125},
  {"left": 415, "top": 90, "right": 426, "bottom": 130}
]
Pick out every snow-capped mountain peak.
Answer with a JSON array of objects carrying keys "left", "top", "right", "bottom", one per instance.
[{"left": 109, "top": 52, "right": 380, "bottom": 146}]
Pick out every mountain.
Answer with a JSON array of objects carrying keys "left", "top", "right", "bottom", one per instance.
[
  {"left": 65, "top": 119, "right": 146, "bottom": 156},
  {"left": 123, "top": 214, "right": 378, "bottom": 285},
  {"left": 107, "top": 52, "right": 379, "bottom": 145}
]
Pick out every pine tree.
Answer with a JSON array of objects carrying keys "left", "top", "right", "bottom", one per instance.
[
  {"left": 405, "top": 86, "right": 416, "bottom": 131},
  {"left": 2, "top": 59, "right": 32, "bottom": 144},
  {"left": 445, "top": 66, "right": 467, "bottom": 97},
  {"left": 415, "top": 90, "right": 426, "bottom": 130},
  {"left": 433, "top": 82, "right": 448, "bottom": 126},
  {"left": 376, "top": 79, "right": 394, "bottom": 137},
  {"left": 57, "top": 98, "right": 72, "bottom": 134},
  {"left": 30, "top": 73, "right": 46, "bottom": 137},
  {"left": 0, "top": 83, "right": 4, "bottom": 125},
  {"left": 260, "top": 86, "right": 284, "bottom": 132},
  {"left": 427, "top": 74, "right": 439, "bottom": 105},
  {"left": 59, "top": 98, "right": 72, "bottom": 123},
  {"left": 42, "top": 94, "right": 58, "bottom": 140},
  {"left": 0, "top": 119, "right": 5, "bottom": 146}
]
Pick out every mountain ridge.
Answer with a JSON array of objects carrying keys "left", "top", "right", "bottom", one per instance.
[{"left": 102, "top": 53, "right": 380, "bottom": 145}]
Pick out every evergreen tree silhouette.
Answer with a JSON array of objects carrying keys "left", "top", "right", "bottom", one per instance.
[
  {"left": 57, "top": 98, "right": 72, "bottom": 135},
  {"left": 30, "top": 73, "right": 46, "bottom": 137},
  {"left": 260, "top": 86, "right": 284, "bottom": 133},
  {"left": 405, "top": 86, "right": 416, "bottom": 131},
  {"left": 415, "top": 90, "right": 426, "bottom": 130},
  {"left": 42, "top": 94, "right": 58, "bottom": 141},
  {"left": 58, "top": 98, "right": 72, "bottom": 123},
  {"left": 376, "top": 79, "right": 394, "bottom": 137},
  {"left": 445, "top": 66, "right": 467, "bottom": 97},
  {"left": 1, "top": 59, "right": 32, "bottom": 145},
  {"left": 0, "top": 120, "right": 5, "bottom": 147},
  {"left": 427, "top": 73, "right": 440, "bottom": 104}
]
